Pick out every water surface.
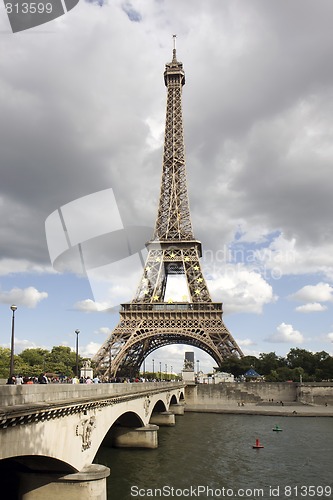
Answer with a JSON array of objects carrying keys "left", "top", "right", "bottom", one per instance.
[{"left": 95, "top": 413, "right": 333, "bottom": 499}]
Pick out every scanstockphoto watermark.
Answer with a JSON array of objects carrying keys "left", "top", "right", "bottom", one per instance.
[
  {"left": 130, "top": 485, "right": 333, "bottom": 498},
  {"left": 4, "top": 0, "right": 80, "bottom": 33},
  {"left": 131, "top": 485, "right": 265, "bottom": 498}
]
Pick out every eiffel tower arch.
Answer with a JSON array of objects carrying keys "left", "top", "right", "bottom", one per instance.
[{"left": 93, "top": 37, "right": 244, "bottom": 378}]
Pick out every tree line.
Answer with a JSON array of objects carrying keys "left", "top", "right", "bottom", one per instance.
[
  {"left": 1, "top": 346, "right": 332, "bottom": 382},
  {"left": 0, "top": 346, "right": 88, "bottom": 379},
  {"left": 216, "top": 348, "right": 333, "bottom": 382}
]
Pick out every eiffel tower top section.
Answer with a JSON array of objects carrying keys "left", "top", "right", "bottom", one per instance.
[{"left": 152, "top": 35, "right": 195, "bottom": 245}]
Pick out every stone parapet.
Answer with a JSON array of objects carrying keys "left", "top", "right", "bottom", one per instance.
[{"left": 0, "top": 381, "right": 184, "bottom": 407}]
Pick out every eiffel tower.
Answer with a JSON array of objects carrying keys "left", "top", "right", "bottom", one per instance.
[{"left": 93, "top": 37, "right": 243, "bottom": 378}]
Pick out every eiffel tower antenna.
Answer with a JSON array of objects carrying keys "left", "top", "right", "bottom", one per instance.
[
  {"left": 93, "top": 38, "right": 244, "bottom": 378},
  {"left": 173, "top": 34, "right": 177, "bottom": 55}
]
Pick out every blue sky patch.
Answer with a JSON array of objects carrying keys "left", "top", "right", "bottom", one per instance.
[{"left": 122, "top": 2, "right": 142, "bottom": 22}]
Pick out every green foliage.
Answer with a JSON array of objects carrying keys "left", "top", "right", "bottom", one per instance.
[
  {"left": 0, "top": 345, "right": 84, "bottom": 379},
  {"left": 142, "top": 371, "right": 181, "bottom": 381},
  {"left": 19, "top": 348, "right": 48, "bottom": 367},
  {"left": 258, "top": 352, "right": 285, "bottom": 375},
  {"left": 0, "top": 347, "right": 11, "bottom": 379},
  {"left": 216, "top": 349, "right": 333, "bottom": 382}
]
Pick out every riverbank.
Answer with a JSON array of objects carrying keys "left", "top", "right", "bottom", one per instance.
[{"left": 184, "top": 402, "right": 333, "bottom": 417}]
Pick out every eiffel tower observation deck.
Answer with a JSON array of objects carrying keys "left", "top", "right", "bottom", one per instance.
[{"left": 93, "top": 37, "right": 244, "bottom": 378}]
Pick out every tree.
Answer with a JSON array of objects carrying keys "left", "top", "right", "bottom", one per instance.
[
  {"left": 258, "top": 352, "right": 286, "bottom": 375},
  {"left": 265, "top": 366, "right": 294, "bottom": 382},
  {"left": 19, "top": 348, "right": 49, "bottom": 368},
  {"left": 286, "top": 348, "right": 316, "bottom": 376},
  {"left": 216, "top": 355, "right": 259, "bottom": 377},
  {"left": 318, "top": 355, "right": 333, "bottom": 381},
  {"left": 0, "top": 347, "right": 11, "bottom": 379},
  {"left": 1, "top": 345, "right": 85, "bottom": 379}
]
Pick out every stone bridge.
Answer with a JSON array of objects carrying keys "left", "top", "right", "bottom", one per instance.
[{"left": 0, "top": 381, "right": 186, "bottom": 500}]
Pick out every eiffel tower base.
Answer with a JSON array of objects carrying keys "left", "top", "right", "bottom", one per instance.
[
  {"left": 112, "top": 424, "right": 159, "bottom": 448},
  {"left": 95, "top": 302, "right": 243, "bottom": 379}
]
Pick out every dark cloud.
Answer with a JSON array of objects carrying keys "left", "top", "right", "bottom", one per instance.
[{"left": 0, "top": 0, "right": 332, "bottom": 280}]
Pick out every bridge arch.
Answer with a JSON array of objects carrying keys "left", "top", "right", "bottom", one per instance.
[
  {"left": 170, "top": 394, "right": 178, "bottom": 405},
  {"left": 113, "top": 411, "right": 144, "bottom": 428},
  {"left": 151, "top": 399, "right": 167, "bottom": 413}
]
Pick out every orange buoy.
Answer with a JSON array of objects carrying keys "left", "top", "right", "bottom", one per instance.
[{"left": 253, "top": 438, "right": 264, "bottom": 449}]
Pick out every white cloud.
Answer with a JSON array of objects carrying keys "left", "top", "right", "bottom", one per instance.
[
  {"left": 0, "top": 287, "right": 48, "bottom": 308},
  {"left": 0, "top": 259, "right": 54, "bottom": 276},
  {"left": 237, "top": 338, "right": 256, "bottom": 347},
  {"left": 266, "top": 322, "right": 304, "bottom": 344},
  {"left": 73, "top": 299, "right": 111, "bottom": 312},
  {"left": 290, "top": 283, "right": 333, "bottom": 303},
  {"left": 207, "top": 266, "right": 277, "bottom": 314},
  {"left": 2, "top": 338, "right": 41, "bottom": 353},
  {"left": 241, "top": 348, "right": 262, "bottom": 358},
  {"left": 80, "top": 342, "right": 101, "bottom": 358},
  {"left": 295, "top": 303, "right": 327, "bottom": 313},
  {"left": 1, "top": 0, "right": 333, "bottom": 360},
  {"left": 96, "top": 327, "right": 113, "bottom": 337},
  {"left": 240, "top": 234, "right": 333, "bottom": 281}
]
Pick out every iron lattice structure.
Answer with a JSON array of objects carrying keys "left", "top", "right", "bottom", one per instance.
[{"left": 93, "top": 41, "right": 244, "bottom": 377}]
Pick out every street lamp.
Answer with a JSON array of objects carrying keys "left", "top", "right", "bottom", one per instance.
[
  {"left": 109, "top": 347, "right": 112, "bottom": 381},
  {"left": 152, "top": 359, "right": 155, "bottom": 379},
  {"left": 159, "top": 361, "right": 162, "bottom": 381},
  {"left": 75, "top": 329, "right": 80, "bottom": 377},
  {"left": 9, "top": 305, "right": 17, "bottom": 377},
  {"left": 197, "top": 359, "right": 200, "bottom": 375}
]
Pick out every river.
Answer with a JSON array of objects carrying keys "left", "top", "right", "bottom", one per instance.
[{"left": 95, "top": 412, "right": 333, "bottom": 500}]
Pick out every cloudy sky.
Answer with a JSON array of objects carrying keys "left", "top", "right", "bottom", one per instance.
[{"left": 1, "top": 0, "right": 333, "bottom": 375}]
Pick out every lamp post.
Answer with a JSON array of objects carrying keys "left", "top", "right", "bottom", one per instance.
[
  {"left": 152, "top": 359, "right": 155, "bottom": 379},
  {"left": 197, "top": 359, "right": 200, "bottom": 376},
  {"left": 75, "top": 329, "right": 80, "bottom": 377},
  {"left": 109, "top": 347, "right": 112, "bottom": 381},
  {"left": 159, "top": 361, "right": 162, "bottom": 381},
  {"left": 9, "top": 305, "right": 17, "bottom": 377}
]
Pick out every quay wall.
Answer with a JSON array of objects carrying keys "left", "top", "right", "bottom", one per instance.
[
  {"left": 185, "top": 382, "right": 333, "bottom": 406},
  {"left": 297, "top": 383, "right": 333, "bottom": 405}
]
